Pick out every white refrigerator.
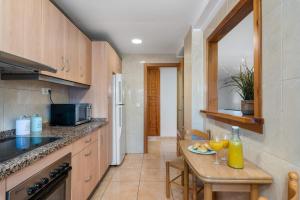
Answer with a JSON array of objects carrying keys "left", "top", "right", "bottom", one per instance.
[{"left": 111, "top": 73, "right": 126, "bottom": 165}]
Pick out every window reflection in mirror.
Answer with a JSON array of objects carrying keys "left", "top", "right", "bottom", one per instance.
[{"left": 218, "top": 12, "right": 254, "bottom": 116}]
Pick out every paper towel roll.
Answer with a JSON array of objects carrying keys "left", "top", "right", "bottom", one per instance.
[{"left": 16, "top": 116, "right": 31, "bottom": 136}]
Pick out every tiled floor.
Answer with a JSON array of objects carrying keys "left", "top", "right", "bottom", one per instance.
[{"left": 91, "top": 137, "right": 188, "bottom": 200}]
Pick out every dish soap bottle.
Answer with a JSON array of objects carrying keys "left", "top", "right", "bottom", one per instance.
[{"left": 228, "top": 126, "right": 244, "bottom": 169}]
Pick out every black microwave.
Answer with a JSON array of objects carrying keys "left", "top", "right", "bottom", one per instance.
[{"left": 50, "top": 104, "right": 92, "bottom": 126}]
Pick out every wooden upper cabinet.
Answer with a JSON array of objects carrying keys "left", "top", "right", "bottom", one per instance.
[
  {"left": 23, "top": 0, "right": 43, "bottom": 63},
  {"left": 78, "top": 32, "right": 92, "bottom": 85},
  {"left": 64, "top": 19, "right": 79, "bottom": 81},
  {"left": 0, "top": 0, "right": 92, "bottom": 85},
  {"left": 0, "top": 0, "right": 25, "bottom": 57},
  {"left": 108, "top": 45, "right": 122, "bottom": 73},
  {"left": 0, "top": 0, "right": 42, "bottom": 62},
  {"left": 41, "top": 0, "right": 65, "bottom": 79}
]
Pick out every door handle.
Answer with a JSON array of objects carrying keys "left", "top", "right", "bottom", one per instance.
[
  {"left": 84, "top": 150, "right": 92, "bottom": 157},
  {"left": 84, "top": 176, "right": 92, "bottom": 182}
]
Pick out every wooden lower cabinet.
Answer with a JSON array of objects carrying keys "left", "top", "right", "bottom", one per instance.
[
  {"left": 71, "top": 126, "right": 111, "bottom": 200},
  {"left": 98, "top": 126, "right": 109, "bottom": 178},
  {"left": 71, "top": 133, "right": 99, "bottom": 200}
]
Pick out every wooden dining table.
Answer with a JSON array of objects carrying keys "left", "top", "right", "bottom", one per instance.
[{"left": 179, "top": 140, "right": 272, "bottom": 200}]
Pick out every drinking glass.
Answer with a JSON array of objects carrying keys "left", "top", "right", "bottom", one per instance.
[
  {"left": 221, "top": 133, "right": 230, "bottom": 161},
  {"left": 209, "top": 135, "right": 223, "bottom": 165}
]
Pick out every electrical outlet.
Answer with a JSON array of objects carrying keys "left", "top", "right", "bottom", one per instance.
[{"left": 41, "top": 88, "right": 51, "bottom": 95}]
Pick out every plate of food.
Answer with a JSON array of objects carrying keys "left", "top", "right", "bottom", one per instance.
[{"left": 188, "top": 142, "right": 216, "bottom": 155}]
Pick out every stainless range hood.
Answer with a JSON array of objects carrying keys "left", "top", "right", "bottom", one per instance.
[
  {"left": 0, "top": 51, "right": 57, "bottom": 73},
  {"left": 0, "top": 51, "right": 90, "bottom": 88}
]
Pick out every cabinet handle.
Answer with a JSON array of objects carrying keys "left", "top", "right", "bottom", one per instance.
[
  {"left": 84, "top": 176, "right": 92, "bottom": 182},
  {"left": 60, "top": 56, "right": 65, "bottom": 71},
  {"left": 85, "top": 138, "right": 92, "bottom": 143},
  {"left": 101, "top": 135, "right": 103, "bottom": 145},
  {"left": 84, "top": 150, "right": 92, "bottom": 157},
  {"left": 66, "top": 59, "right": 70, "bottom": 72}
]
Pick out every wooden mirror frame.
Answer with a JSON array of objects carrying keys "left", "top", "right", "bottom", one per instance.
[{"left": 201, "top": 0, "right": 264, "bottom": 133}]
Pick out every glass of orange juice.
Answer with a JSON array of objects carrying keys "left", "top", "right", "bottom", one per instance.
[
  {"left": 221, "top": 133, "right": 230, "bottom": 161},
  {"left": 209, "top": 135, "right": 223, "bottom": 165}
]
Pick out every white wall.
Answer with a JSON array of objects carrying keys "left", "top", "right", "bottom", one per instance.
[
  {"left": 186, "top": 0, "right": 300, "bottom": 199},
  {"left": 160, "top": 67, "right": 177, "bottom": 137},
  {"left": 122, "top": 54, "right": 179, "bottom": 153},
  {"left": 184, "top": 29, "right": 205, "bottom": 131}
]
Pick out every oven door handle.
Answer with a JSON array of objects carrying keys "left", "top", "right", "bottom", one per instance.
[{"left": 29, "top": 167, "right": 72, "bottom": 200}]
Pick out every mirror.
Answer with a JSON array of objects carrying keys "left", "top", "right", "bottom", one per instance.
[{"left": 218, "top": 12, "right": 254, "bottom": 116}]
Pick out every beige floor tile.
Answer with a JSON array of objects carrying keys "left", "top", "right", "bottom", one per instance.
[
  {"left": 142, "top": 159, "right": 166, "bottom": 169},
  {"left": 101, "top": 181, "right": 139, "bottom": 200},
  {"left": 90, "top": 179, "right": 111, "bottom": 200},
  {"left": 138, "top": 181, "right": 172, "bottom": 200},
  {"left": 143, "top": 153, "right": 164, "bottom": 160},
  {"left": 141, "top": 168, "right": 166, "bottom": 181},
  {"left": 112, "top": 168, "right": 141, "bottom": 181},
  {"left": 148, "top": 141, "right": 162, "bottom": 154},
  {"left": 120, "top": 159, "right": 143, "bottom": 169},
  {"left": 125, "top": 153, "right": 144, "bottom": 161}
]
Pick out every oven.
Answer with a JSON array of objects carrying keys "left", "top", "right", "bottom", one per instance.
[{"left": 6, "top": 154, "right": 72, "bottom": 200}]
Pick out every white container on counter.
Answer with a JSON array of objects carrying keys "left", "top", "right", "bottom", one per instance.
[
  {"left": 16, "top": 116, "right": 31, "bottom": 136},
  {"left": 31, "top": 114, "right": 42, "bottom": 133}
]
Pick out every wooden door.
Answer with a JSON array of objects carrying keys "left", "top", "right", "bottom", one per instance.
[
  {"left": 41, "top": 0, "right": 65, "bottom": 79},
  {"left": 147, "top": 67, "right": 160, "bottom": 136}
]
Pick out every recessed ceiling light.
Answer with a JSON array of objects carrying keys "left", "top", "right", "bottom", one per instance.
[{"left": 131, "top": 38, "right": 142, "bottom": 44}]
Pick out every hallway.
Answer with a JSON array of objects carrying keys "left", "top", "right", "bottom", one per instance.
[{"left": 91, "top": 137, "right": 186, "bottom": 200}]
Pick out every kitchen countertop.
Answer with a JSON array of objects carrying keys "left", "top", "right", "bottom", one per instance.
[{"left": 0, "top": 119, "right": 108, "bottom": 181}]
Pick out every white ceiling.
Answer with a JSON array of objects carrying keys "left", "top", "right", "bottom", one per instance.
[{"left": 52, "top": 0, "right": 208, "bottom": 55}]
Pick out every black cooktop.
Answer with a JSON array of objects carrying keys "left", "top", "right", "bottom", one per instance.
[{"left": 0, "top": 136, "right": 61, "bottom": 163}]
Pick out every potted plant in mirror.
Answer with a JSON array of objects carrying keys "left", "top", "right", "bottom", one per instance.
[{"left": 223, "top": 65, "right": 254, "bottom": 115}]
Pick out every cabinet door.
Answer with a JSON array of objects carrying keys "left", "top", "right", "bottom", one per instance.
[
  {"left": 99, "top": 128, "right": 108, "bottom": 178},
  {"left": 0, "top": 0, "right": 42, "bottom": 62},
  {"left": 78, "top": 33, "right": 92, "bottom": 85},
  {"left": 106, "top": 121, "right": 112, "bottom": 165},
  {"left": 72, "top": 141, "right": 99, "bottom": 200},
  {"left": 41, "top": 0, "right": 65, "bottom": 79},
  {"left": 71, "top": 153, "right": 86, "bottom": 200},
  {"left": 64, "top": 19, "right": 79, "bottom": 82},
  {"left": 0, "top": 0, "right": 24, "bottom": 57},
  {"left": 83, "top": 141, "right": 99, "bottom": 196},
  {"left": 23, "top": 0, "right": 42, "bottom": 63}
]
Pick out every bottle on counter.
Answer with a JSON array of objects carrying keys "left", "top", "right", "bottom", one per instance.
[
  {"left": 227, "top": 126, "right": 244, "bottom": 169},
  {"left": 31, "top": 114, "right": 42, "bottom": 133}
]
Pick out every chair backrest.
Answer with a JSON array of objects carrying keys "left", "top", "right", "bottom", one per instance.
[
  {"left": 258, "top": 171, "right": 299, "bottom": 200},
  {"left": 288, "top": 172, "right": 299, "bottom": 200},
  {"left": 191, "top": 129, "right": 211, "bottom": 140}
]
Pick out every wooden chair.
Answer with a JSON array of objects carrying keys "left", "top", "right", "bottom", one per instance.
[
  {"left": 258, "top": 171, "right": 299, "bottom": 200},
  {"left": 166, "top": 129, "right": 211, "bottom": 199}
]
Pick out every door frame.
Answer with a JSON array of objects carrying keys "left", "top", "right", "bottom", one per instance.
[{"left": 144, "top": 63, "right": 180, "bottom": 153}]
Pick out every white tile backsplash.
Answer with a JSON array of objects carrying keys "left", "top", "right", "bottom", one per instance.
[{"left": 0, "top": 80, "right": 69, "bottom": 131}]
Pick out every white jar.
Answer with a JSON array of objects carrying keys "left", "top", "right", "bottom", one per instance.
[{"left": 16, "top": 116, "right": 31, "bottom": 136}]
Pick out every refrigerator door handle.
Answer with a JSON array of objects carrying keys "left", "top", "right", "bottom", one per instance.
[
  {"left": 118, "top": 81, "right": 122, "bottom": 104},
  {"left": 119, "top": 106, "right": 122, "bottom": 128}
]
